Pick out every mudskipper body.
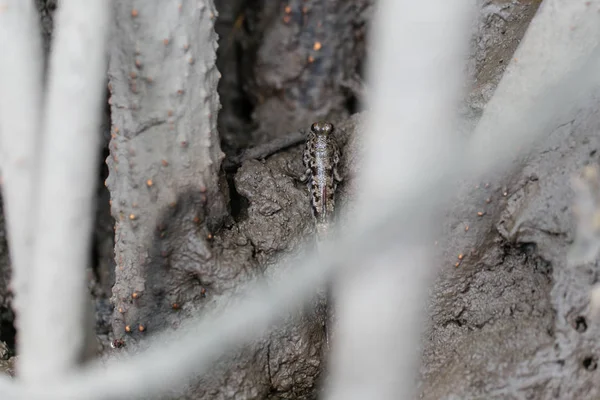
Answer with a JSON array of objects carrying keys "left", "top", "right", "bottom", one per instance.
[
  {"left": 300, "top": 121, "right": 342, "bottom": 351},
  {"left": 300, "top": 121, "right": 342, "bottom": 241}
]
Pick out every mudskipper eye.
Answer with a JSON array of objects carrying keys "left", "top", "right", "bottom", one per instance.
[{"left": 311, "top": 121, "right": 334, "bottom": 135}]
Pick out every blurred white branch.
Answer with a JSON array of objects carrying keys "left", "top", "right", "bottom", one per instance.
[
  {"left": 17, "top": 0, "right": 111, "bottom": 382},
  {"left": 0, "top": 0, "right": 44, "bottom": 325},
  {"left": 326, "top": 0, "right": 473, "bottom": 398},
  {"left": 468, "top": 0, "right": 600, "bottom": 174}
]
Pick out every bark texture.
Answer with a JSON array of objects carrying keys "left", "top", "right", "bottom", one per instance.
[
  {"left": 239, "top": 0, "right": 373, "bottom": 144},
  {"left": 107, "top": 0, "right": 227, "bottom": 337}
]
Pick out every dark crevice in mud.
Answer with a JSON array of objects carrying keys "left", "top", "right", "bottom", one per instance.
[
  {"left": 582, "top": 355, "right": 598, "bottom": 371},
  {"left": 572, "top": 315, "right": 588, "bottom": 333},
  {"left": 518, "top": 242, "right": 537, "bottom": 256},
  {"left": 226, "top": 173, "right": 250, "bottom": 223},
  {"left": 91, "top": 99, "right": 115, "bottom": 295},
  {"left": 90, "top": 96, "right": 116, "bottom": 350},
  {"left": 344, "top": 94, "right": 359, "bottom": 115},
  {"left": 266, "top": 341, "right": 273, "bottom": 386},
  {"left": 90, "top": 234, "right": 103, "bottom": 285},
  {"left": 0, "top": 307, "right": 16, "bottom": 354},
  {"left": 90, "top": 139, "right": 110, "bottom": 285},
  {"left": 343, "top": 57, "right": 367, "bottom": 115},
  {"left": 232, "top": 39, "right": 255, "bottom": 123}
]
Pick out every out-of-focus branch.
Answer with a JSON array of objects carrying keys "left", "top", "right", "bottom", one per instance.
[
  {"left": 325, "top": 0, "right": 473, "bottom": 399},
  {"left": 468, "top": 0, "right": 600, "bottom": 174},
  {"left": 0, "top": 0, "right": 44, "bottom": 326},
  {"left": 17, "top": 0, "right": 111, "bottom": 382}
]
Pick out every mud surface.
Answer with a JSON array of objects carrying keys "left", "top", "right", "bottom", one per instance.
[{"left": 419, "top": 96, "right": 600, "bottom": 399}]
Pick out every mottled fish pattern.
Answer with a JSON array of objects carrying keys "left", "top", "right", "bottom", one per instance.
[{"left": 300, "top": 121, "right": 342, "bottom": 239}]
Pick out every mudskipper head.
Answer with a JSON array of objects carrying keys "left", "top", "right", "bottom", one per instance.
[{"left": 310, "top": 121, "right": 334, "bottom": 137}]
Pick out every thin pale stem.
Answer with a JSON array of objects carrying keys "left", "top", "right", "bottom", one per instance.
[
  {"left": 325, "top": 0, "right": 473, "bottom": 398},
  {"left": 0, "top": 0, "right": 44, "bottom": 327},
  {"left": 17, "top": 0, "right": 111, "bottom": 382}
]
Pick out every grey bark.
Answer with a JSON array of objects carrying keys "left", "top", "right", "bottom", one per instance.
[
  {"left": 106, "top": 0, "right": 228, "bottom": 352},
  {"left": 107, "top": 0, "right": 227, "bottom": 342},
  {"left": 239, "top": 0, "right": 373, "bottom": 144}
]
